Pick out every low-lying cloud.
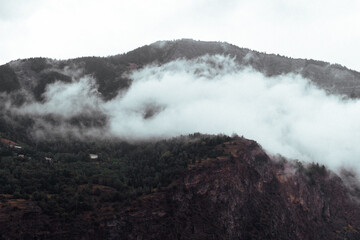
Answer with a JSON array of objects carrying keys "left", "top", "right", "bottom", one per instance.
[{"left": 8, "top": 55, "right": 360, "bottom": 174}]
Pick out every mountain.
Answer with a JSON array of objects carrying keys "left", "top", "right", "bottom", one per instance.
[
  {"left": 105, "top": 138, "right": 360, "bottom": 240},
  {"left": 0, "top": 136, "right": 359, "bottom": 239},
  {"left": 0, "top": 39, "right": 360, "bottom": 239},
  {"left": 2, "top": 39, "right": 360, "bottom": 103},
  {"left": 2, "top": 39, "right": 360, "bottom": 144}
]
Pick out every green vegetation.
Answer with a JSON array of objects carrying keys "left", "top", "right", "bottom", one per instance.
[
  {"left": 0, "top": 65, "right": 20, "bottom": 93},
  {"left": 28, "top": 57, "right": 50, "bottom": 73},
  {"left": 79, "top": 57, "right": 131, "bottom": 100},
  {"left": 0, "top": 134, "right": 229, "bottom": 218},
  {"left": 33, "top": 71, "right": 72, "bottom": 101},
  {"left": 305, "top": 162, "right": 327, "bottom": 185}
]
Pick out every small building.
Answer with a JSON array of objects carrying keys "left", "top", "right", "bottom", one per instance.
[
  {"left": 89, "top": 154, "right": 98, "bottom": 160},
  {"left": 1, "top": 138, "right": 17, "bottom": 146},
  {"left": 18, "top": 154, "right": 25, "bottom": 158},
  {"left": 45, "top": 157, "right": 53, "bottom": 162}
]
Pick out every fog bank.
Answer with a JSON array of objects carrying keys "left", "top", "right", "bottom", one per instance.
[{"left": 11, "top": 55, "right": 360, "bottom": 173}]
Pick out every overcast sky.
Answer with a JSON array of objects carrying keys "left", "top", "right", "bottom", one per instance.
[{"left": 1, "top": 0, "right": 359, "bottom": 71}]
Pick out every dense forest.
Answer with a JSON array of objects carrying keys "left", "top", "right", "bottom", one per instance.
[
  {"left": 0, "top": 133, "right": 230, "bottom": 219},
  {"left": 0, "top": 39, "right": 360, "bottom": 239}
]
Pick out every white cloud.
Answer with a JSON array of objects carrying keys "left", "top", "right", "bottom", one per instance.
[
  {"left": 16, "top": 77, "right": 102, "bottom": 118},
  {"left": 10, "top": 55, "right": 360, "bottom": 174},
  {"left": 0, "top": 0, "right": 359, "bottom": 71},
  {"left": 0, "top": 0, "right": 43, "bottom": 21}
]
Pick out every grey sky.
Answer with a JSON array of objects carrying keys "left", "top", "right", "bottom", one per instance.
[{"left": 0, "top": 0, "right": 359, "bottom": 71}]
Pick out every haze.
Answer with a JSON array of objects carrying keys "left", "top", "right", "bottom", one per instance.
[
  {"left": 7, "top": 55, "right": 360, "bottom": 175},
  {"left": 0, "top": 0, "right": 359, "bottom": 71}
]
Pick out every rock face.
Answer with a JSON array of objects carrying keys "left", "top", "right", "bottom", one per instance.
[
  {"left": 104, "top": 138, "right": 360, "bottom": 240},
  {"left": 1, "top": 40, "right": 360, "bottom": 239},
  {"left": 0, "top": 137, "right": 359, "bottom": 239}
]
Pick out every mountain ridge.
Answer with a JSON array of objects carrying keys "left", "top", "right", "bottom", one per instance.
[
  {"left": 1, "top": 40, "right": 360, "bottom": 239},
  {"left": 2, "top": 39, "right": 360, "bottom": 102},
  {"left": 0, "top": 136, "right": 359, "bottom": 239}
]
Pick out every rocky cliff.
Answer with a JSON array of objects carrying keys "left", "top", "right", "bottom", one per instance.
[
  {"left": 104, "top": 138, "right": 360, "bottom": 240},
  {"left": 1, "top": 137, "right": 359, "bottom": 239}
]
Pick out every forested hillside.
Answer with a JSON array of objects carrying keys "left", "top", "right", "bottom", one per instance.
[
  {"left": 1, "top": 135, "right": 359, "bottom": 239},
  {"left": 1, "top": 39, "right": 360, "bottom": 239}
]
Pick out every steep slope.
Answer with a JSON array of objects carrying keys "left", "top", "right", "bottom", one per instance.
[
  {"left": 110, "top": 39, "right": 360, "bottom": 98},
  {"left": 105, "top": 138, "right": 360, "bottom": 240},
  {"left": 117, "top": 39, "right": 360, "bottom": 98},
  {"left": 1, "top": 39, "right": 360, "bottom": 102},
  {"left": 1, "top": 40, "right": 360, "bottom": 239},
  {"left": 1, "top": 39, "right": 360, "bottom": 145},
  {"left": 0, "top": 137, "right": 359, "bottom": 239}
]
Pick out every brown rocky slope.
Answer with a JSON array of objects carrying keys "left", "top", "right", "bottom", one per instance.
[
  {"left": 1, "top": 137, "right": 360, "bottom": 239},
  {"left": 106, "top": 138, "right": 360, "bottom": 239}
]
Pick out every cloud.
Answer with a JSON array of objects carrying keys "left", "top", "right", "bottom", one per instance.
[
  {"left": 8, "top": 55, "right": 360, "bottom": 174},
  {"left": 0, "top": 0, "right": 43, "bottom": 21},
  {"left": 16, "top": 77, "right": 103, "bottom": 118},
  {"left": 0, "top": 0, "right": 359, "bottom": 71}
]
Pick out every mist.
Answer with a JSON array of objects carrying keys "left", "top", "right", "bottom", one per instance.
[{"left": 8, "top": 55, "right": 360, "bottom": 174}]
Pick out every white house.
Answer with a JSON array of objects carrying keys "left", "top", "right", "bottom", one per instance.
[{"left": 89, "top": 154, "right": 98, "bottom": 160}]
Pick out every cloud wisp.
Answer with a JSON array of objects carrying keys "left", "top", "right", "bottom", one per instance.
[{"left": 9, "top": 55, "right": 360, "bottom": 173}]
